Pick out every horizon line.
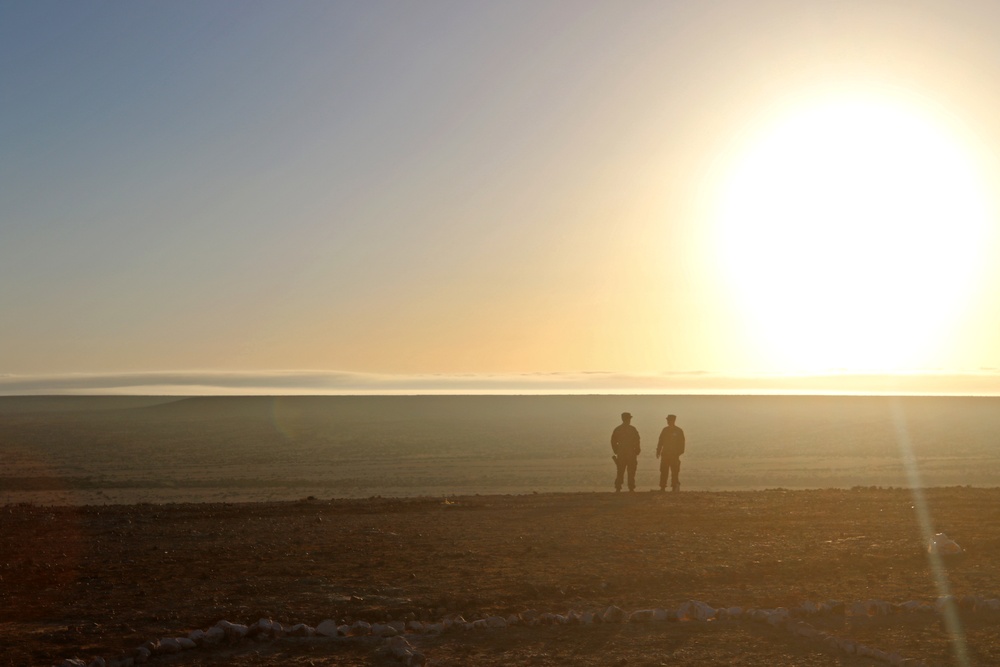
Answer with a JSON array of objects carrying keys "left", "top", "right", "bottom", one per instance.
[{"left": 1, "top": 369, "right": 998, "bottom": 397}]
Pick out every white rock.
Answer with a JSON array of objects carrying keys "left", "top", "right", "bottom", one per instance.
[
  {"left": 59, "top": 660, "right": 87, "bottom": 667},
  {"left": 935, "top": 596, "right": 955, "bottom": 612},
  {"left": 653, "top": 608, "right": 670, "bottom": 622},
  {"left": 188, "top": 629, "right": 207, "bottom": 644},
  {"left": 851, "top": 600, "right": 889, "bottom": 616},
  {"left": 787, "top": 621, "right": 818, "bottom": 639},
  {"left": 175, "top": 637, "right": 196, "bottom": 650},
  {"left": 424, "top": 622, "right": 443, "bottom": 633},
  {"left": 289, "top": 623, "right": 314, "bottom": 637},
  {"left": 580, "top": 611, "right": 595, "bottom": 625},
  {"left": 602, "top": 605, "right": 626, "bottom": 623},
  {"left": 350, "top": 620, "right": 372, "bottom": 636},
  {"left": 677, "top": 600, "right": 716, "bottom": 621},
  {"left": 203, "top": 626, "right": 225, "bottom": 644},
  {"left": 315, "top": 619, "right": 340, "bottom": 637},
  {"left": 158, "top": 638, "right": 182, "bottom": 654},
  {"left": 216, "top": 620, "right": 249, "bottom": 640},
  {"left": 337, "top": 624, "right": 349, "bottom": 636},
  {"left": 726, "top": 606, "right": 743, "bottom": 618},
  {"left": 408, "top": 620, "right": 425, "bottom": 632},
  {"left": 486, "top": 615, "right": 507, "bottom": 628},
  {"left": 928, "top": 533, "right": 962, "bottom": 555},
  {"left": 766, "top": 611, "right": 788, "bottom": 627},
  {"left": 388, "top": 620, "right": 406, "bottom": 634},
  {"left": 472, "top": 619, "right": 488, "bottom": 629},
  {"left": 628, "top": 609, "right": 655, "bottom": 623},
  {"left": 506, "top": 614, "right": 519, "bottom": 626},
  {"left": 386, "top": 635, "right": 415, "bottom": 658}
]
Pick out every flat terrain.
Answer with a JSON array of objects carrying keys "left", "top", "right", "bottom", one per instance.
[
  {"left": 5, "top": 395, "right": 1000, "bottom": 506},
  {"left": 4, "top": 487, "right": 1000, "bottom": 666}
]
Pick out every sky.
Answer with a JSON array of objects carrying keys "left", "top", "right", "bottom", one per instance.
[{"left": 4, "top": 1, "right": 1000, "bottom": 395}]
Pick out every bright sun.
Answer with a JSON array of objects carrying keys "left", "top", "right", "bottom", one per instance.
[{"left": 713, "top": 95, "right": 993, "bottom": 374}]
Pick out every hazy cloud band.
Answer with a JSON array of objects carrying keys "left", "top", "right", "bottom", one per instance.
[{"left": 0, "top": 370, "right": 998, "bottom": 396}]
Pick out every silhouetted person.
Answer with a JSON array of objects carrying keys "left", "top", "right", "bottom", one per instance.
[
  {"left": 611, "top": 411, "right": 640, "bottom": 492},
  {"left": 656, "top": 414, "right": 685, "bottom": 492}
]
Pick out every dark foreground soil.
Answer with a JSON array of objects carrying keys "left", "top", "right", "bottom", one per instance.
[{"left": 3, "top": 487, "right": 1000, "bottom": 666}]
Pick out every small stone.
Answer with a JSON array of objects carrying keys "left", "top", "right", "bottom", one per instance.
[
  {"left": 157, "top": 638, "right": 182, "bottom": 654},
  {"left": 486, "top": 615, "right": 507, "bottom": 628},
  {"left": 602, "top": 605, "right": 626, "bottom": 623},
  {"left": 677, "top": 600, "right": 717, "bottom": 621},
  {"left": 216, "top": 620, "right": 249, "bottom": 640},
  {"left": 928, "top": 533, "right": 961, "bottom": 555},
  {"left": 628, "top": 609, "right": 655, "bottom": 623},
  {"left": 289, "top": 623, "right": 314, "bottom": 637},
  {"left": 315, "top": 619, "right": 340, "bottom": 637}
]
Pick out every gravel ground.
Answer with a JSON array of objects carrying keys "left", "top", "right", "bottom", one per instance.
[{"left": 3, "top": 487, "right": 999, "bottom": 666}]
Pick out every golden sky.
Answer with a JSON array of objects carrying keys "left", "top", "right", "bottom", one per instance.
[{"left": 3, "top": 2, "right": 1000, "bottom": 393}]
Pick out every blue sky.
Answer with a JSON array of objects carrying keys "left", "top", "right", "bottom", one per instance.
[{"left": 4, "top": 1, "right": 1000, "bottom": 394}]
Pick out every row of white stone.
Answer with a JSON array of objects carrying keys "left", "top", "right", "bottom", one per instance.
[{"left": 58, "top": 594, "right": 1000, "bottom": 667}]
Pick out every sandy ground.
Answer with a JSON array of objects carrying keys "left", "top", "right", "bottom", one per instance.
[{"left": 3, "top": 487, "right": 1000, "bottom": 666}]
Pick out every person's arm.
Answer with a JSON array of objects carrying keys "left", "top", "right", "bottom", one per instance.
[
  {"left": 679, "top": 429, "right": 686, "bottom": 455},
  {"left": 656, "top": 429, "right": 665, "bottom": 458}
]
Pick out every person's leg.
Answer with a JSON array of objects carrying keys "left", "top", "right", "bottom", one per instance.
[
  {"left": 670, "top": 457, "right": 681, "bottom": 491},
  {"left": 615, "top": 457, "right": 626, "bottom": 491},
  {"left": 627, "top": 457, "right": 637, "bottom": 491},
  {"left": 659, "top": 463, "right": 667, "bottom": 491}
]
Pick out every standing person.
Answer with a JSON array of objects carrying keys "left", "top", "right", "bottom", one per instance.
[
  {"left": 656, "top": 414, "right": 685, "bottom": 492},
  {"left": 611, "top": 412, "right": 641, "bottom": 492}
]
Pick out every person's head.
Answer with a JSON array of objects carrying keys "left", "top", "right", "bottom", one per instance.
[
  {"left": 666, "top": 414, "right": 677, "bottom": 425},
  {"left": 621, "top": 412, "right": 632, "bottom": 423}
]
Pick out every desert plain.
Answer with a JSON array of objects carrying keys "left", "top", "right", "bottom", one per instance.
[
  {"left": 4, "top": 395, "right": 1000, "bottom": 665},
  {"left": 4, "top": 487, "right": 1000, "bottom": 666}
]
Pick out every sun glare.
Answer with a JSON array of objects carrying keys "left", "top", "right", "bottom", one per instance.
[{"left": 712, "top": 95, "right": 993, "bottom": 373}]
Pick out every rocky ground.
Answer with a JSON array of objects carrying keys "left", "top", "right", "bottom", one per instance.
[{"left": 3, "top": 487, "right": 1000, "bottom": 666}]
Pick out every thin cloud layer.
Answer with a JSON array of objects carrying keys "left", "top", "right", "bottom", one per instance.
[{"left": 0, "top": 370, "right": 997, "bottom": 396}]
